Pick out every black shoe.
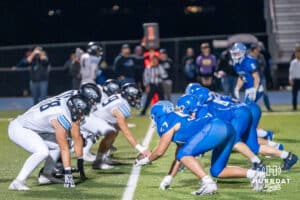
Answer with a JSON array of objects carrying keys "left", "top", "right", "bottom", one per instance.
[
  {"left": 92, "top": 159, "right": 114, "bottom": 170},
  {"left": 282, "top": 153, "right": 298, "bottom": 170},
  {"left": 251, "top": 161, "right": 266, "bottom": 172}
]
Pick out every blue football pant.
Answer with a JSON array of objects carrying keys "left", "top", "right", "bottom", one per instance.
[{"left": 176, "top": 118, "right": 236, "bottom": 177}]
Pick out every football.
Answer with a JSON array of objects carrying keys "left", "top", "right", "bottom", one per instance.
[{"left": 135, "top": 153, "right": 146, "bottom": 164}]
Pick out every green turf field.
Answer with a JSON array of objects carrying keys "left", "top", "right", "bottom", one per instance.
[{"left": 0, "top": 108, "right": 300, "bottom": 200}]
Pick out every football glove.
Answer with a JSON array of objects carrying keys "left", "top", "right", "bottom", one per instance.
[
  {"left": 245, "top": 87, "right": 257, "bottom": 101},
  {"left": 135, "top": 157, "right": 150, "bottom": 167},
  {"left": 64, "top": 169, "right": 75, "bottom": 188},
  {"left": 160, "top": 175, "right": 173, "bottom": 190}
]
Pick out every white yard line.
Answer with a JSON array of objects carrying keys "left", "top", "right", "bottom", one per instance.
[{"left": 121, "top": 121, "right": 155, "bottom": 200}]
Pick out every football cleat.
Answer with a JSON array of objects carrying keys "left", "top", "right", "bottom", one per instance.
[
  {"left": 251, "top": 161, "right": 266, "bottom": 172},
  {"left": 192, "top": 180, "right": 217, "bottom": 195},
  {"left": 92, "top": 158, "right": 114, "bottom": 170},
  {"left": 83, "top": 152, "right": 96, "bottom": 162},
  {"left": 250, "top": 171, "right": 265, "bottom": 192},
  {"left": 38, "top": 171, "right": 64, "bottom": 185},
  {"left": 282, "top": 153, "right": 298, "bottom": 170},
  {"left": 8, "top": 179, "right": 30, "bottom": 191}
]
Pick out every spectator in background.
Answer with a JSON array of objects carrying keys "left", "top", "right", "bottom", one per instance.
[
  {"left": 289, "top": 46, "right": 300, "bottom": 111},
  {"left": 159, "top": 49, "right": 173, "bottom": 101},
  {"left": 68, "top": 48, "right": 83, "bottom": 89},
  {"left": 196, "top": 43, "right": 216, "bottom": 90},
  {"left": 26, "top": 47, "right": 50, "bottom": 104},
  {"left": 217, "top": 47, "right": 237, "bottom": 97},
  {"left": 140, "top": 56, "right": 167, "bottom": 116},
  {"left": 144, "top": 48, "right": 160, "bottom": 68},
  {"left": 249, "top": 43, "right": 273, "bottom": 111},
  {"left": 182, "top": 47, "right": 197, "bottom": 84},
  {"left": 113, "top": 44, "right": 136, "bottom": 85},
  {"left": 80, "top": 42, "right": 103, "bottom": 84},
  {"left": 133, "top": 45, "right": 145, "bottom": 88}
]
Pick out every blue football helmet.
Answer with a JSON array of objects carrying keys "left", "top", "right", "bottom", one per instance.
[
  {"left": 230, "top": 42, "right": 247, "bottom": 64},
  {"left": 185, "top": 83, "right": 210, "bottom": 105},
  {"left": 185, "top": 83, "right": 202, "bottom": 95},
  {"left": 177, "top": 95, "right": 199, "bottom": 115},
  {"left": 150, "top": 101, "right": 174, "bottom": 124}
]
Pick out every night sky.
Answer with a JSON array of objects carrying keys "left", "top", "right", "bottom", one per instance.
[{"left": 0, "top": 0, "right": 265, "bottom": 46}]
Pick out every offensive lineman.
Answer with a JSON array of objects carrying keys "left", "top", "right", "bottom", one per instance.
[
  {"left": 8, "top": 93, "right": 91, "bottom": 190},
  {"left": 81, "top": 83, "right": 151, "bottom": 170}
]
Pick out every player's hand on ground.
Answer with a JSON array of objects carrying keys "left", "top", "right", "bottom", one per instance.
[
  {"left": 135, "top": 156, "right": 150, "bottom": 167},
  {"left": 64, "top": 170, "right": 75, "bottom": 188},
  {"left": 160, "top": 175, "right": 173, "bottom": 190}
]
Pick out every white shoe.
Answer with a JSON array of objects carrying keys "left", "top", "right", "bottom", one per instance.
[
  {"left": 250, "top": 171, "right": 265, "bottom": 191},
  {"left": 83, "top": 152, "right": 96, "bottom": 162},
  {"left": 159, "top": 175, "right": 173, "bottom": 190},
  {"left": 191, "top": 180, "right": 217, "bottom": 195},
  {"left": 8, "top": 179, "right": 30, "bottom": 191},
  {"left": 99, "top": 163, "right": 114, "bottom": 170},
  {"left": 38, "top": 175, "right": 52, "bottom": 185}
]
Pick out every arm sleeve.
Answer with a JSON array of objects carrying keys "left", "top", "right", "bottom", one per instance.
[{"left": 57, "top": 114, "right": 72, "bottom": 131}]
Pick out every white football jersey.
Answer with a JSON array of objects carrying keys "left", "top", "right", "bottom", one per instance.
[
  {"left": 92, "top": 94, "right": 131, "bottom": 125},
  {"left": 80, "top": 53, "right": 101, "bottom": 84},
  {"left": 18, "top": 93, "right": 74, "bottom": 134}
]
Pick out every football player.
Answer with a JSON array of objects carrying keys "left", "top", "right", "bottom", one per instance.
[
  {"left": 231, "top": 42, "right": 263, "bottom": 103},
  {"left": 82, "top": 82, "right": 151, "bottom": 170},
  {"left": 80, "top": 42, "right": 103, "bottom": 84},
  {"left": 8, "top": 93, "right": 91, "bottom": 190},
  {"left": 136, "top": 101, "right": 265, "bottom": 195},
  {"left": 81, "top": 79, "right": 121, "bottom": 162},
  {"left": 37, "top": 82, "right": 102, "bottom": 184},
  {"left": 186, "top": 83, "right": 298, "bottom": 170}
]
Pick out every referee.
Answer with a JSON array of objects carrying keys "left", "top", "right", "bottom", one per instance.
[
  {"left": 140, "top": 56, "right": 167, "bottom": 115},
  {"left": 289, "top": 46, "right": 300, "bottom": 111}
]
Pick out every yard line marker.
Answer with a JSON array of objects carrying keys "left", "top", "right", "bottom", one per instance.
[{"left": 121, "top": 121, "right": 155, "bottom": 200}]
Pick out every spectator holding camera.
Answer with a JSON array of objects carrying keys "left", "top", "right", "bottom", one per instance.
[
  {"left": 25, "top": 47, "right": 50, "bottom": 104},
  {"left": 196, "top": 43, "right": 216, "bottom": 90}
]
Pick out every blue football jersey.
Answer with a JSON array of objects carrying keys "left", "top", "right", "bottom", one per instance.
[
  {"left": 233, "top": 55, "right": 258, "bottom": 89},
  {"left": 156, "top": 112, "right": 210, "bottom": 144}
]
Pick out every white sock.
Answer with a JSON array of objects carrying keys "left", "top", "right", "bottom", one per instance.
[
  {"left": 202, "top": 175, "right": 213, "bottom": 184},
  {"left": 246, "top": 169, "right": 256, "bottom": 179},
  {"left": 251, "top": 156, "right": 261, "bottom": 163},
  {"left": 257, "top": 129, "right": 267, "bottom": 137},
  {"left": 280, "top": 151, "right": 289, "bottom": 159},
  {"left": 16, "top": 153, "right": 48, "bottom": 181},
  {"left": 83, "top": 139, "right": 94, "bottom": 154}
]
